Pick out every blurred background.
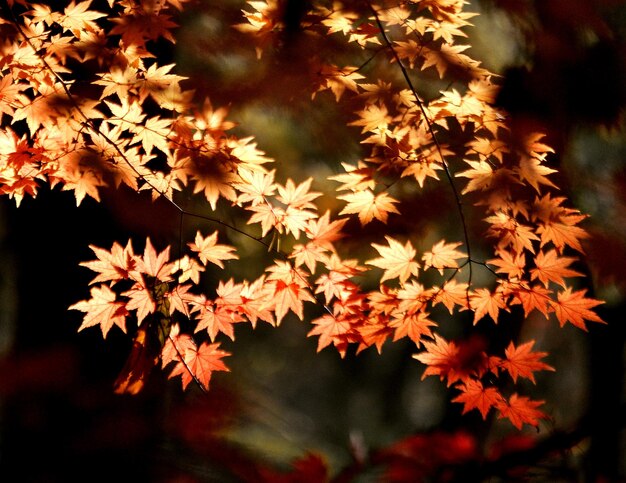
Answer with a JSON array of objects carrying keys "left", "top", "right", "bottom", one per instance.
[{"left": 0, "top": 0, "right": 625, "bottom": 481}]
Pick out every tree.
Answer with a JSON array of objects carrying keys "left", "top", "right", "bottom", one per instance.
[{"left": 0, "top": 0, "right": 620, "bottom": 480}]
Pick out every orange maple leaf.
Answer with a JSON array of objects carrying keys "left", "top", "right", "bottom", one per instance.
[
  {"left": 307, "top": 314, "right": 353, "bottom": 354},
  {"left": 537, "top": 221, "right": 588, "bottom": 254},
  {"left": 452, "top": 379, "right": 503, "bottom": 419},
  {"left": 271, "top": 279, "right": 314, "bottom": 325},
  {"left": 193, "top": 297, "right": 243, "bottom": 341},
  {"left": 276, "top": 177, "right": 321, "bottom": 210},
  {"left": 470, "top": 288, "right": 507, "bottom": 325},
  {"left": 167, "top": 340, "right": 230, "bottom": 391},
  {"left": 551, "top": 288, "right": 605, "bottom": 331},
  {"left": 510, "top": 283, "right": 552, "bottom": 318},
  {"left": 431, "top": 280, "right": 470, "bottom": 313},
  {"left": 496, "top": 394, "right": 548, "bottom": 430},
  {"left": 530, "top": 249, "right": 583, "bottom": 288},
  {"left": 390, "top": 310, "right": 436, "bottom": 344},
  {"left": 487, "top": 251, "right": 526, "bottom": 280},
  {"left": 501, "top": 340, "right": 555, "bottom": 383},
  {"left": 515, "top": 155, "right": 557, "bottom": 193},
  {"left": 161, "top": 323, "right": 196, "bottom": 368}
]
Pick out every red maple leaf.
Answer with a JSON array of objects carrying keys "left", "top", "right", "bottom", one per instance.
[
  {"left": 496, "top": 394, "right": 548, "bottom": 429},
  {"left": 501, "top": 340, "right": 555, "bottom": 383},
  {"left": 452, "top": 379, "right": 503, "bottom": 419},
  {"left": 167, "top": 340, "right": 230, "bottom": 391}
]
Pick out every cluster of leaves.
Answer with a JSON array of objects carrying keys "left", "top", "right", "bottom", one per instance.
[{"left": 0, "top": 0, "right": 605, "bottom": 433}]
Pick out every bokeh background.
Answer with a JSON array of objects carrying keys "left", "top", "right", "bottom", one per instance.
[{"left": 0, "top": 0, "right": 625, "bottom": 481}]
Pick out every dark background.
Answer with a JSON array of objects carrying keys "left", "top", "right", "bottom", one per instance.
[{"left": 1, "top": 0, "right": 625, "bottom": 481}]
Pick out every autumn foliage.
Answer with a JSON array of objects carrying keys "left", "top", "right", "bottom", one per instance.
[{"left": 0, "top": 0, "right": 608, "bottom": 457}]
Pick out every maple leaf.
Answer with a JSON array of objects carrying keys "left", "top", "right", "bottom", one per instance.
[
  {"left": 413, "top": 334, "right": 462, "bottom": 385},
  {"left": 161, "top": 323, "right": 196, "bottom": 368},
  {"left": 367, "top": 236, "right": 419, "bottom": 284},
  {"left": 113, "top": 324, "right": 161, "bottom": 396},
  {"left": 501, "top": 341, "right": 555, "bottom": 383},
  {"left": 397, "top": 280, "right": 431, "bottom": 315},
  {"left": 530, "top": 249, "right": 583, "bottom": 288},
  {"left": 166, "top": 284, "right": 198, "bottom": 317},
  {"left": 58, "top": 0, "right": 106, "bottom": 36},
  {"left": 306, "top": 211, "right": 348, "bottom": 250},
  {"left": 330, "top": 162, "right": 376, "bottom": 192},
  {"left": 511, "top": 284, "right": 552, "bottom": 318},
  {"left": 235, "top": 167, "right": 276, "bottom": 206},
  {"left": 175, "top": 255, "right": 205, "bottom": 284},
  {"left": 79, "top": 240, "right": 136, "bottom": 285},
  {"left": 167, "top": 340, "right": 230, "bottom": 391},
  {"left": 307, "top": 314, "right": 353, "bottom": 354},
  {"left": 338, "top": 190, "right": 400, "bottom": 225},
  {"left": 0, "top": 74, "right": 28, "bottom": 117},
  {"left": 291, "top": 243, "right": 327, "bottom": 274},
  {"left": 390, "top": 310, "right": 436, "bottom": 345},
  {"left": 414, "top": 334, "right": 492, "bottom": 386},
  {"left": 551, "top": 288, "right": 605, "bottom": 331},
  {"left": 314, "top": 64, "right": 364, "bottom": 101},
  {"left": 94, "top": 65, "right": 140, "bottom": 100},
  {"left": 350, "top": 103, "right": 393, "bottom": 137},
  {"left": 190, "top": 160, "right": 238, "bottom": 210},
  {"left": 238, "top": 276, "right": 276, "bottom": 327},
  {"left": 136, "top": 238, "right": 174, "bottom": 281},
  {"left": 270, "top": 279, "right": 315, "bottom": 325},
  {"left": 401, "top": 157, "right": 443, "bottom": 187},
  {"left": 321, "top": 6, "right": 358, "bottom": 35},
  {"left": 537, "top": 221, "right": 588, "bottom": 254},
  {"left": 276, "top": 177, "right": 321, "bottom": 210},
  {"left": 188, "top": 230, "right": 238, "bottom": 268},
  {"left": 486, "top": 212, "right": 540, "bottom": 254},
  {"left": 496, "top": 394, "right": 548, "bottom": 430},
  {"left": 422, "top": 240, "right": 465, "bottom": 274},
  {"left": 452, "top": 379, "right": 503, "bottom": 419},
  {"left": 193, "top": 297, "right": 243, "bottom": 342},
  {"left": 247, "top": 201, "right": 284, "bottom": 237},
  {"left": 70, "top": 285, "right": 129, "bottom": 338},
  {"left": 470, "top": 288, "right": 507, "bottom": 325},
  {"left": 282, "top": 205, "right": 318, "bottom": 239},
  {"left": 515, "top": 155, "right": 557, "bottom": 193},
  {"left": 122, "top": 283, "right": 156, "bottom": 324},
  {"left": 456, "top": 160, "right": 496, "bottom": 194},
  {"left": 487, "top": 251, "right": 526, "bottom": 280},
  {"left": 315, "top": 269, "right": 352, "bottom": 304},
  {"left": 431, "top": 280, "right": 470, "bottom": 313},
  {"left": 131, "top": 116, "right": 172, "bottom": 155}
]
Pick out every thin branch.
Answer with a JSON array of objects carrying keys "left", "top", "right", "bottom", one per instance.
[
  {"left": 5, "top": 2, "right": 288, "bottom": 258},
  {"left": 167, "top": 333, "right": 208, "bottom": 393},
  {"left": 368, "top": 2, "right": 474, "bottom": 299}
]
